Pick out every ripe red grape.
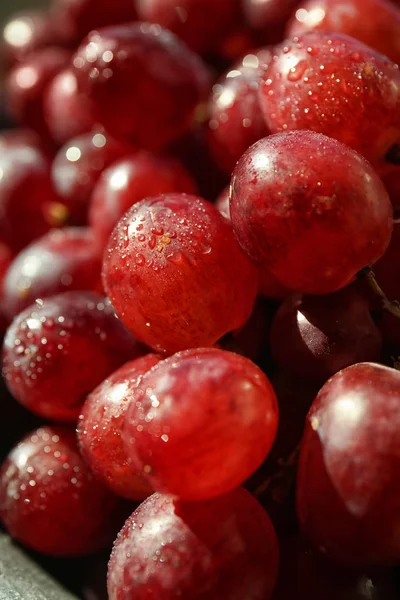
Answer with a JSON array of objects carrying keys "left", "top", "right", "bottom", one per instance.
[
  {"left": 230, "top": 131, "right": 393, "bottom": 294},
  {"left": 259, "top": 32, "right": 400, "bottom": 172},
  {"left": 89, "top": 152, "right": 197, "bottom": 243},
  {"left": 0, "top": 127, "right": 49, "bottom": 153},
  {"left": 43, "top": 68, "right": 94, "bottom": 146},
  {"left": 1, "top": 10, "right": 65, "bottom": 71},
  {"left": 51, "top": 131, "right": 133, "bottom": 224},
  {"left": 2, "top": 227, "right": 103, "bottom": 321},
  {"left": 273, "top": 535, "right": 399, "bottom": 599},
  {"left": 382, "top": 168, "right": 400, "bottom": 208},
  {"left": 270, "top": 287, "right": 382, "bottom": 382},
  {"left": 169, "top": 128, "right": 228, "bottom": 202},
  {"left": 0, "top": 143, "right": 59, "bottom": 252},
  {"left": 243, "top": 0, "right": 301, "bottom": 40},
  {"left": 207, "top": 49, "right": 272, "bottom": 174},
  {"left": 53, "top": 0, "right": 137, "bottom": 42},
  {"left": 5, "top": 47, "right": 70, "bottom": 139},
  {"left": 135, "top": 0, "right": 241, "bottom": 54},
  {"left": 108, "top": 488, "right": 279, "bottom": 600},
  {"left": 215, "top": 186, "right": 289, "bottom": 299},
  {"left": 122, "top": 347, "right": 278, "bottom": 499},
  {"left": 78, "top": 354, "right": 161, "bottom": 500},
  {"left": 297, "top": 362, "right": 400, "bottom": 565},
  {"left": 374, "top": 221, "right": 400, "bottom": 301},
  {"left": 287, "top": 0, "right": 400, "bottom": 65},
  {"left": 3, "top": 291, "right": 143, "bottom": 422},
  {"left": 72, "top": 23, "right": 210, "bottom": 150},
  {"left": 103, "top": 193, "right": 258, "bottom": 353},
  {"left": 0, "top": 426, "right": 123, "bottom": 556}
]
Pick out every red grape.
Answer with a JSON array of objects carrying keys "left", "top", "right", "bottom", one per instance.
[
  {"left": 297, "top": 362, "right": 400, "bottom": 565},
  {"left": 243, "top": 0, "right": 301, "bottom": 40},
  {"left": 215, "top": 185, "right": 230, "bottom": 219},
  {"left": 78, "top": 354, "right": 161, "bottom": 500},
  {"left": 382, "top": 168, "right": 400, "bottom": 209},
  {"left": 287, "top": 0, "right": 400, "bottom": 65},
  {"left": 259, "top": 32, "right": 400, "bottom": 172},
  {"left": 108, "top": 488, "right": 279, "bottom": 599},
  {"left": 103, "top": 193, "right": 258, "bottom": 353},
  {"left": 72, "top": 23, "right": 210, "bottom": 150},
  {"left": 211, "top": 24, "right": 257, "bottom": 66},
  {"left": 273, "top": 535, "right": 399, "bottom": 599},
  {"left": 89, "top": 152, "right": 197, "bottom": 243},
  {"left": 169, "top": 128, "right": 228, "bottom": 202},
  {"left": 53, "top": 0, "right": 137, "bottom": 42},
  {"left": 215, "top": 186, "right": 289, "bottom": 299},
  {"left": 0, "top": 426, "right": 123, "bottom": 556},
  {"left": 43, "top": 68, "right": 94, "bottom": 146},
  {"left": 5, "top": 47, "right": 70, "bottom": 139},
  {"left": 3, "top": 291, "right": 143, "bottom": 422},
  {"left": 374, "top": 221, "right": 400, "bottom": 302},
  {"left": 135, "top": 0, "right": 241, "bottom": 54},
  {"left": 0, "top": 127, "right": 49, "bottom": 153},
  {"left": 207, "top": 48, "right": 272, "bottom": 174},
  {"left": 0, "top": 143, "right": 60, "bottom": 252},
  {"left": 51, "top": 131, "right": 133, "bottom": 224},
  {"left": 230, "top": 131, "right": 393, "bottom": 294},
  {"left": 270, "top": 287, "right": 382, "bottom": 382},
  {"left": 2, "top": 227, "right": 103, "bottom": 321},
  {"left": 222, "top": 295, "right": 273, "bottom": 364},
  {"left": 1, "top": 10, "right": 66, "bottom": 71},
  {"left": 122, "top": 347, "right": 278, "bottom": 499}
]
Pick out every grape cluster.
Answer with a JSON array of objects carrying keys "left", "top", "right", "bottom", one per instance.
[{"left": 0, "top": 1, "right": 399, "bottom": 599}]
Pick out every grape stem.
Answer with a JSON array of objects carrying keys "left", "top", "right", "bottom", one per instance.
[
  {"left": 252, "top": 445, "right": 300, "bottom": 502},
  {"left": 357, "top": 266, "right": 400, "bottom": 319}
]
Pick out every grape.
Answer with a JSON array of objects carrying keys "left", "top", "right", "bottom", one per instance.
[
  {"left": 243, "top": 0, "right": 301, "bottom": 42},
  {"left": 89, "top": 152, "right": 197, "bottom": 244},
  {"left": 0, "top": 127, "right": 49, "bottom": 154},
  {"left": 3, "top": 291, "right": 143, "bottom": 422},
  {"left": 230, "top": 131, "right": 393, "bottom": 294},
  {"left": 207, "top": 48, "right": 271, "bottom": 174},
  {"left": 287, "top": 0, "right": 400, "bottom": 65},
  {"left": 122, "top": 348, "right": 278, "bottom": 500},
  {"left": 53, "top": 0, "right": 137, "bottom": 42},
  {"left": 43, "top": 69, "right": 94, "bottom": 146},
  {"left": 382, "top": 168, "right": 400, "bottom": 208},
  {"left": 108, "top": 488, "right": 279, "bottom": 600},
  {"left": 2, "top": 227, "right": 103, "bottom": 321},
  {"left": 297, "top": 362, "right": 400, "bottom": 565},
  {"left": 72, "top": 23, "right": 210, "bottom": 150},
  {"left": 51, "top": 131, "right": 133, "bottom": 224},
  {"left": 270, "top": 287, "right": 382, "bottom": 382},
  {"left": 0, "top": 426, "right": 123, "bottom": 556},
  {"left": 5, "top": 47, "right": 70, "bottom": 140},
  {"left": 135, "top": 0, "right": 242, "bottom": 54},
  {"left": 0, "top": 143, "right": 60, "bottom": 252},
  {"left": 374, "top": 221, "right": 400, "bottom": 301},
  {"left": 78, "top": 354, "right": 161, "bottom": 500},
  {"left": 259, "top": 32, "right": 400, "bottom": 172},
  {"left": 103, "top": 193, "right": 258, "bottom": 353},
  {"left": 1, "top": 10, "right": 67, "bottom": 71},
  {"left": 170, "top": 129, "right": 228, "bottom": 202},
  {"left": 273, "top": 535, "right": 399, "bottom": 599},
  {"left": 215, "top": 186, "right": 289, "bottom": 299}
]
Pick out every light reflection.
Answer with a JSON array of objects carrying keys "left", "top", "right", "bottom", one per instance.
[
  {"left": 4, "top": 19, "right": 32, "bottom": 48},
  {"left": 15, "top": 66, "right": 38, "bottom": 89},
  {"left": 66, "top": 147, "right": 82, "bottom": 162}
]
